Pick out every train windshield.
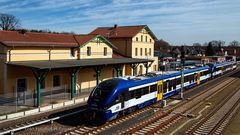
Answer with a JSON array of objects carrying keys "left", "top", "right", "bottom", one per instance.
[{"left": 91, "top": 79, "right": 120, "bottom": 102}]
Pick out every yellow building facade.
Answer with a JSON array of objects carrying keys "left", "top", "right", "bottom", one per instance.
[
  {"left": 0, "top": 32, "right": 118, "bottom": 95},
  {"left": 0, "top": 25, "right": 158, "bottom": 107},
  {"left": 90, "top": 25, "right": 158, "bottom": 76}
]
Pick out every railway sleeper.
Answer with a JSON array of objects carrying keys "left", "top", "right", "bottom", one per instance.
[
  {"left": 74, "top": 129, "right": 85, "bottom": 134},
  {"left": 70, "top": 132, "right": 80, "bottom": 135}
]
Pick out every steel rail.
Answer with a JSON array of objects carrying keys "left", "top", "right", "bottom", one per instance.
[{"left": 0, "top": 109, "right": 86, "bottom": 135}]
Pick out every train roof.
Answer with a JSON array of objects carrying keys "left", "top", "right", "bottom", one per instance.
[
  {"left": 114, "top": 65, "right": 210, "bottom": 89},
  {"left": 211, "top": 61, "right": 235, "bottom": 68}
]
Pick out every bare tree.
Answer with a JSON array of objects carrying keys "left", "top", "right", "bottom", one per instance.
[
  {"left": 229, "top": 40, "right": 240, "bottom": 47},
  {"left": 0, "top": 13, "right": 20, "bottom": 30}
]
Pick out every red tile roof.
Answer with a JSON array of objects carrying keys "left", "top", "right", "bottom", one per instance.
[
  {"left": 74, "top": 34, "right": 98, "bottom": 47},
  {"left": 90, "top": 25, "right": 146, "bottom": 38},
  {"left": 90, "top": 25, "right": 157, "bottom": 40},
  {"left": 0, "top": 30, "right": 78, "bottom": 47}
]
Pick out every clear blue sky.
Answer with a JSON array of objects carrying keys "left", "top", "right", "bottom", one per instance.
[{"left": 1, "top": 0, "right": 240, "bottom": 45}]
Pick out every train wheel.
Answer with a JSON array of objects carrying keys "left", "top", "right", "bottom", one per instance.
[{"left": 127, "top": 106, "right": 137, "bottom": 114}]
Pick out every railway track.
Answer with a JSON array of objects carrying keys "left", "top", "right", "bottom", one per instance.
[
  {"left": 61, "top": 71, "right": 240, "bottom": 135},
  {"left": 186, "top": 88, "right": 240, "bottom": 135},
  {"left": 0, "top": 108, "right": 86, "bottom": 135},
  {"left": 59, "top": 69, "right": 240, "bottom": 135},
  {"left": 59, "top": 102, "right": 156, "bottom": 135},
  {"left": 120, "top": 77, "right": 239, "bottom": 135}
]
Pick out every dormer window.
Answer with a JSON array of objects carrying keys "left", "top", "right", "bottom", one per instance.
[
  {"left": 150, "top": 39, "right": 152, "bottom": 43},
  {"left": 141, "top": 35, "right": 143, "bottom": 42},
  {"left": 145, "top": 36, "right": 147, "bottom": 42},
  {"left": 136, "top": 37, "right": 138, "bottom": 41}
]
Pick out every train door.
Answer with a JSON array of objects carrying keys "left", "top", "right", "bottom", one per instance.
[
  {"left": 157, "top": 80, "right": 163, "bottom": 101},
  {"left": 197, "top": 71, "right": 200, "bottom": 85}
]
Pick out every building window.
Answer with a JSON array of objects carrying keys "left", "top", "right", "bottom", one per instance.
[
  {"left": 17, "top": 78, "right": 27, "bottom": 92},
  {"left": 150, "top": 39, "right": 152, "bottom": 43},
  {"left": 87, "top": 47, "right": 91, "bottom": 56},
  {"left": 149, "top": 48, "right": 151, "bottom": 56},
  {"left": 70, "top": 48, "right": 75, "bottom": 57},
  {"left": 154, "top": 65, "right": 157, "bottom": 71},
  {"left": 145, "top": 48, "right": 147, "bottom": 56},
  {"left": 141, "top": 35, "right": 143, "bottom": 42},
  {"left": 104, "top": 47, "right": 107, "bottom": 56},
  {"left": 140, "top": 48, "right": 143, "bottom": 56},
  {"left": 41, "top": 78, "right": 45, "bottom": 89},
  {"left": 135, "top": 48, "right": 138, "bottom": 56},
  {"left": 53, "top": 75, "right": 60, "bottom": 87},
  {"left": 136, "top": 37, "right": 138, "bottom": 41},
  {"left": 145, "top": 36, "right": 148, "bottom": 42}
]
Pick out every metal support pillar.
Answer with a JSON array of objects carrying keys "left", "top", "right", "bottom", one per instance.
[
  {"left": 94, "top": 66, "right": 102, "bottom": 85},
  {"left": 114, "top": 65, "right": 123, "bottom": 77},
  {"left": 69, "top": 68, "right": 79, "bottom": 100},
  {"left": 131, "top": 64, "right": 138, "bottom": 76},
  {"left": 180, "top": 66, "right": 184, "bottom": 99},
  {"left": 144, "top": 62, "right": 153, "bottom": 74},
  {"left": 32, "top": 69, "right": 50, "bottom": 107}
]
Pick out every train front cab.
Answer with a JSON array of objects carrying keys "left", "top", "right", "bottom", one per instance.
[{"left": 157, "top": 80, "right": 163, "bottom": 101}]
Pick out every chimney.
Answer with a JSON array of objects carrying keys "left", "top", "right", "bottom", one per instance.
[
  {"left": 114, "top": 24, "right": 118, "bottom": 28},
  {"left": 19, "top": 29, "right": 27, "bottom": 35}
]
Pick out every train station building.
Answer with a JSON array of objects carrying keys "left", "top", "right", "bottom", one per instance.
[{"left": 0, "top": 25, "right": 158, "bottom": 108}]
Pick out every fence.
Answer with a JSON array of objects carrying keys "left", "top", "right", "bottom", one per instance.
[{"left": 0, "top": 85, "right": 92, "bottom": 115}]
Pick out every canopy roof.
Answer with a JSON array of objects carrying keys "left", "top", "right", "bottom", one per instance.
[{"left": 7, "top": 58, "right": 153, "bottom": 70}]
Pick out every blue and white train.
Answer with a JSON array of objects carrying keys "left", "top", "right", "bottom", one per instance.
[{"left": 87, "top": 61, "right": 237, "bottom": 121}]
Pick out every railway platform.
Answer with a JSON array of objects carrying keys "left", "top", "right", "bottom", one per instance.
[{"left": 0, "top": 91, "right": 90, "bottom": 123}]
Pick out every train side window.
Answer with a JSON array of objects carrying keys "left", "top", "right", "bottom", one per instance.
[
  {"left": 124, "top": 91, "right": 130, "bottom": 101},
  {"left": 150, "top": 84, "right": 157, "bottom": 92},
  {"left": 173, "top": 79, "right": 176, "bottom": 89},
  {"left": 194, "top": 74, "right": 197, "bottom": 81},
  {"left": 136, "top": 89, "right": 141, "bottom": 98},
  {"left": 142, "top": 86, "right": 149, "bottom": 95},
  {"left": 190, "top": 74, "right": 194, "bottom": 82},
  {"left": 184, "top": 76, "right": 188, "bottom": 82},
  {"left": 168, "top": 80, "right": 172, "bottom": 91},
  {"left": 177, "top": 78, "right": 181, "bottom": 85},
  {"left": 130, "top": 90, "right": 135, "bottom": 99},
  {"left": 163, "top": 81, "right": 168, "bottom": 93}
]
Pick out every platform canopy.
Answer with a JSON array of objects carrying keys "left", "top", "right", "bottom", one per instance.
[{"left": 7, "top": 58, "right": 153, "bottom": 70}]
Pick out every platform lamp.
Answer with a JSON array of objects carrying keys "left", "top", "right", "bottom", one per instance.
[{"left": 180, "top": 45, "right": 185, "bottom": 99}]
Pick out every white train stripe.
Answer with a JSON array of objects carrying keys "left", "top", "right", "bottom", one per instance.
[{"left": 129, "top": 82, "right": 157, "bottom": 91}]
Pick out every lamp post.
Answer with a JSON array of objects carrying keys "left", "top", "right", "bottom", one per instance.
[{"left": 180, "top": 46, "right": 185, "bottom": 99}]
